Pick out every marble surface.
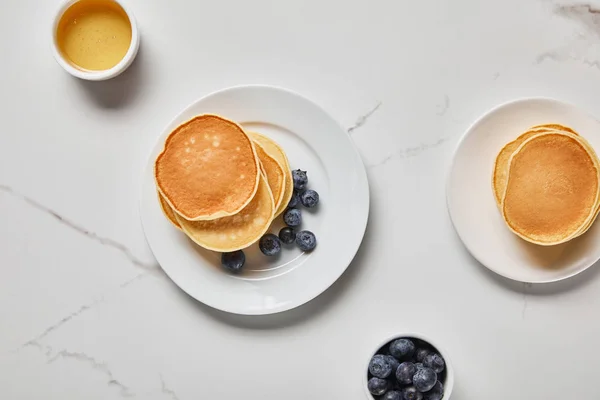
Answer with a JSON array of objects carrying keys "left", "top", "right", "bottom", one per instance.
[{"left": 2, "top": 0, "right": 600, "bottom": 398}]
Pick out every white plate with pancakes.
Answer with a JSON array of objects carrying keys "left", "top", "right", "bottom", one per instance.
[
  {"left": 447, "top": 98, "right": 600, "bottom": 283},
  {"left": 140, "top": 85, "right": 369, "bottom": 314}
]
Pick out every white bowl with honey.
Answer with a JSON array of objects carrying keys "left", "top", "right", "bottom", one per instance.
[{"left": 52, "top": 0, "right": 140, "bottom": 81}]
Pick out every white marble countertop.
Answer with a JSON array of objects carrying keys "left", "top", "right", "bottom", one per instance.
[{"left": 2, "top": 0, "right": 600, "bottom": 398}]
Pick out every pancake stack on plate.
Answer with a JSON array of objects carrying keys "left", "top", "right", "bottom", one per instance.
[
  {"left": 155, "top": 115, "right": 293, "bottom": 252},
  {"left": 493, "top": 124, "right": 600, "bottom": 246}
]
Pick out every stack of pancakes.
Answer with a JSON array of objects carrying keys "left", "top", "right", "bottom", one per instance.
[
  {"left": 154, "top": 115, "right": 293, "bottom": 252},
  {"left": 493, "top": 124, "right": 600, "bottom": 246}
]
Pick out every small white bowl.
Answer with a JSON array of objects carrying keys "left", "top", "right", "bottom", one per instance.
[
  {"left": 364, "top": 333, "right": 455, "bottom": 399},
  {"left": 51, "top": 0, "right": 140, "bottom": 81}
]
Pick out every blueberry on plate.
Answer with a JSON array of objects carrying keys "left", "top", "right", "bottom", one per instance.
[
  {"left": 300, "top": 189, "right": 319, "bottom": 208},
  {"left": 369, "top": 354, "right": 393, "bottom": 379},
  {"left": 367, "top": 377, "right": 389, "bottom": 396},
  {"left": 415, "top": 348, "right": 431, "bottom": 363},
  {"left": 383, "top": 391, "right": 402, "bottom": 400},
  {"left": 385, "top": 355, "right": 400, "bottom": 373},
  {"left": 423, "top": 381, "right": 444, "bottom": 400},
  {"left": 396, "top": 362, "right": 417, "bottom": 385},
  {"left": 283, "top": 208, "right": 302, "bottom": 227},
  {"left": 221, "top": 250, "right": 245, "bottom": 272},
  {"left": 288, "top": 191, "right": 300, "bottom": 208},
  {"left": 292, "top": 169, "right": 308, "bottom": 191},
  {"left": 402, "top": 386, "right": 423, "bottom": 400},
  {"left": 259, "top": 234, "right": 281, "bottom": 256},
  {"left": 423, "top": 353, "right": 445, "bottom": 374},
  {"left": 413, "top": 367, "right": 437, "bottom": 393},
  {"left": 278, "top": 227, "right": 296, "bottom": 245},
  {"left": 389, "top": 338, "right": 416, "bottom": 360},
  {"left": 295, "top": 230, "right": 317, "bottom": 251}
]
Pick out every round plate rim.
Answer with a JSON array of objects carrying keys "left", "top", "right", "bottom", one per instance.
[
  {"left": 139, "top": 84, "right": 370, "bottom": 314},
  {"left": 446, "top": 96, "right": 600, "bottom": 284}
]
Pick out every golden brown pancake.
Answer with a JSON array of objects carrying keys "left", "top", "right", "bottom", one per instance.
[
  {"left": 530, "top": 124, "right": 577, "bottom": 134},
  {"left": 248, "top": 132, "right": 293, "bottom": 216},
  {"left": 502, "top": 132, "right": 600, "bottom": 245},
  {"left": 155, "top": 115, "right": 260, "bottom": 221},
  {"left": 174, "top": 173, "right": 275, "bottom": 252},
  {"left": 253, "top": 140, "right": 286, "bottom": 213},
  {"left": 158, "top": 192, "right": 181, "bottom": 230},
  {"left": 493, "top": 125, "right": 579, "bottom": 206}
]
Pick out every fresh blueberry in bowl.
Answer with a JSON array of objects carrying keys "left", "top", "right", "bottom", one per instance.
[
  {"left": 258, "top": 234, "right": 281, "bottom": 256},
  {"left": 221, "top": 250, "right": 245, "bottom": 272},
  {"left": 369, "top": 354, "right": 393, "bottom": 379},
  {"left": 292, "top": 169, "right": 308, "bottom": 191},
  {"left": 402, "top": 386, "right": 423, "bottom": 400},
  {"left": 278, "top": 227, "right": 296, "bottom": 245},
  {"left": 389, "top": 338, "right": 416, "bottom": 360},
  {"left": 300, "top": 189, "right": 319, "bottom": 208},
  {"left": 413, "top": 367, "right": 437, "bottom": 393},
  {"left": 383, "top": 391, "right": 402, "bottom": 400},
  {"left": 396, "top": 361, "right": 417, "bottom": 385},
  {"left": 424, "top": 381, "right": 444, "bottom": 400},
  {"left": 283, "top": 208, "right": 302, "bottom": 227},
  {"left": 367, "top": 377, "right": 388, "bottom": 396},
  {"left": 424, "top": 353, "right": 445, "bottom": 374},
  {"left": 364, "top": 334, "right": 453, "bottom": 400},
  {"left": 295, "top": 230, "right": 317, "bottom": 251},
  {"left": 384, "top": 355, "right": 399, "bottom": 373},
  {"left": 415, "top": 348, "right": 431, "bottom": 363}
]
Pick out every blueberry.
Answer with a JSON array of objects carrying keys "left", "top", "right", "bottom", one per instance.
[
  {"left": 402, "top": 386, "right": 423, "bottom": 400},
  {"left": 389, "top": 339, "right": 416, "bottom": 361},
  {"left": 259, "top": 234, "right": 281, "bottom": 256},
  {"left": 423, "top": 381, "right": 444, "bottom": 400},
  {"left": 423, "top": 353, "right": 445, "bottom": 374},
  {"left": 385, "top": 355, "right": 400, "bottom": 373},
  {"left": 414, "top": 363, "right": 425, "bottom": 371},
  {"left": 367, "top": 377, "right": 389, "bottom": 396},
  {"left": 396, "top": 362, "right": 417, "bottom": 385},
  {"left": 295, "top": 230, "right": 317, "bottom": 251},
  {"left": 415, "top": 348, "right": 431, "bottom": 363},
  {"left": 383, "top": 391, "right": 402, "bottom": 400},
  {"left": 300, "top": 189, "right": 319, "bottom": 208},
  {"left": 292, "top": 169, "right": 308, "bottom": 191},
  {"left": 413, "top": 367, "right": 437, "bottom": 393},
  {"left": 221, "top": 250, "right": 245, "bottom": 272},
  {"left": 283, "top": 208, "right": 302, "bottom": 227},
  {"left": 288, "top": 191, "right": 300, "bottom": 208},
  {"left": 369, "top": 355, "right": 393, "bottom": 379},
  {"left": 278, "top": 227, "right": 296, "bottom": 245}
]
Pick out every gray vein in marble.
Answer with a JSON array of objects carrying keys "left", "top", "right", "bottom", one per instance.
[
  {"left": 160, "top": 375, "right": 182, "bottom": 400},
  {"left": 522, "top": 283, "right": 532, "bottom": 320},
  {"left": 347, "top": 102, "right": 382, "bottom": 134},
  {"left": 536, "top": 50, "right": 600, "bottom": 70},
  {"left": 22, "top": 303, "right": 95, "bottom": 348},
  {"left": 49, "top": 350, "right": 134, "bottom": 397},
  {"left": 368, "top": 137, "right": 450, "bottom": 168},
  {"left": 0, "top": 184, "right": 158, "bottom": 272},
  {"left": 535, "top": 3, "right": 600, "bottom": 68},
  {"left": 15, "top": 273, "right": 148, "bottom": 353},
  {"left": 436, "top": 95, "right": 450, "bottom": 116},
  {"left": 556, "top": 3, "right": 600, "bottom": 32}
]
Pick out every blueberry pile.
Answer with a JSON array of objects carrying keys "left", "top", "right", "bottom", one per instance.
[
  {"left": 367, "top": 338, "right": 446, "bottom": 400},
  {"left": 258, "top": 169, "right": 319, "bottom": 257},
  {"left": 221, "top": 169, "right": 319, "bottom": 272}
]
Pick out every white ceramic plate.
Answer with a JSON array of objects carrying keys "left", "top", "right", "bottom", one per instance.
[
  {"left": 140, "top": 85, "right": 369, "bottom": 314},
  {"left": 447, "top": 98, "right": 600, "bottom": 283}
]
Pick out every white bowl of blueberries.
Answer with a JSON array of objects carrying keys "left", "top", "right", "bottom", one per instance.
[{"left": 365, "top": 334, "right": 454, "bottom": 400}]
